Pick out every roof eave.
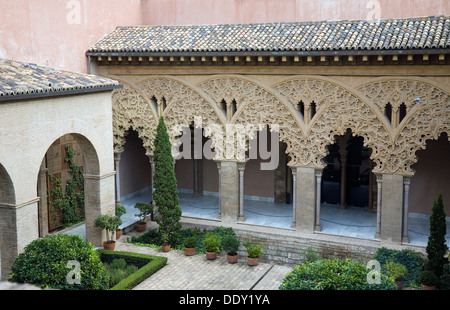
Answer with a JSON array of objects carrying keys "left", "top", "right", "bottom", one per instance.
[
  {"left": 0, "top": 84, "right": 122, "bottom": 103},
  {"left": 86, "top": 48, "right": 450, "bottom": 58}
]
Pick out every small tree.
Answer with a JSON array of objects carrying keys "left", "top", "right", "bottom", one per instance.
[
  {"left": 94, "top": 214, "right": 120, "bottom": 242},
  {"left": 426, "top": 193, "right": 448, "bottom": 280},
  {"left": 153, "top": 116, "right": 182, "bottom": 246},
  {"left": 134, "top": 202, "right": 153, "bottom": 224}
]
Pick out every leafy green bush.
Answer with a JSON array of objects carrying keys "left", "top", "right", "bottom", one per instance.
[
  {"left": 418, "top": 270, "right": 438, "bottom": 286},
  {"left": 279, "top": 258, "right": 396, "bottom": 290},
  {"left": 384, "top": 261, "right": 408, "bottom": 282},
  {"left": 222, "top": 235, "right": 240, "bottom": 255},
  {"left": 9, "top": 234, "right": 108, "bottom": 290},
  {"left": 374, "top": 247, "right": 424, "bottom": 287},
  {"left": 204, "top": 233, "right": 221, "bottom": 252},
  {"left": 184, "top": 236, "right": 197, "bottom": 248},
  {"left": 244, "top": 242, "right": 264, "bottom": 258}
]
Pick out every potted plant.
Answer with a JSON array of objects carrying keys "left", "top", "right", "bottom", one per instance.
[
  {"left": 222, "top": 234, "right": 240, "bottom": 264},
  {"left": 94, "top": 214, "right": 120, "bottom": 250},
  {"left": 115, "top": 205, "right": 126, "bottom": 239},
  {"left": 244, "top": 241, "right": 263, "bottom": 266},
  {"left": 418, "top": 270, "right": 438, "bottom": 290},
  {"left": 184, "top": 236, "right": 197, "bottom": 256},
  {"left": 385, "top": 261, "right": 408, "bottom": 290},
  {"left": 134, "top": 202, "right": 153, "bottom": 232},
  {"left": 204, "top": 232, "right": 221, "bottom": 260},
  {"left": 161, "top": 231, "right": 171, "bottom": 252}
]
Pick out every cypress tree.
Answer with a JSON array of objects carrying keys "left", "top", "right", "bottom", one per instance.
[
  {"left": 153, "top": 116, "right": 182, "bottom": 246},
  {"left": 426, "top": 193, "right": 448, "bottom": 279}
]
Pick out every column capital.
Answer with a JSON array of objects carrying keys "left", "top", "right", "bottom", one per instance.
[
  {"left": 237, "top": 161, "right": 246, "bottom": 171},
  {"left": 375, "top": 173, "right": 383, "bottom": 183},
  {"left": 403, "top": 176, "right": 411, "bottom": 185},
  {"left": 114, "top": 152, "right": 122, "bottom": 161}
]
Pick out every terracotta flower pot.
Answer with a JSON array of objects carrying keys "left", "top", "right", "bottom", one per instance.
[
  {"left": 247, "top": 257, "right": 259, "bottom": 266},
  {"left": 103, "top": 240, "right": 116, "bottom": 250},
  {"left": 227, "top": 253, "right": 238, "bottom": 264},
  {"left": 162, "top": 244, "right": 171, "bottom": 252},
  {"left": 421, "top": 284, "right": 436, "bottom": 290},
  {"left": 395, "top": 279, "right": 404, "bottom": 290},
  {"left": 184, "top": 247, "right": 196, "bottom": 256},
  {"left": 135, "top": 221, "right": 146, "bottom": 232},
  {"left": 116, "top": 229, "right": 122, "bottom": 239},
  {"left": 206, "top": 251, "right": 217, "bottom": 260}
]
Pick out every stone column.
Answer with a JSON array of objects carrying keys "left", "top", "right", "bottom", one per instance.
[
  {"left": 37, "top": 159, "right": 49, "bottom": 237},
  {"left": 290, "top": 167, "right": 297, "bottom": 228},
  {"left": 114, "top": 153, "right": 122, "bottom": 205},
  {"left": 237, "top": 161, "right": 246, "bottom": 222},
  {"left": 380, "top": 174, "right": 404, "bottom": 244},
  {"left": 337, "top": 133, "right": 349, "bottom": 209},
  {"left": 216, "top": 161, "right": 221, "bottom": 219},
  {"left": 218, "top": 160, "right": 239, "bottom": 223},
  {"left": 149, "top": 156, "right": 155, "bottom": 193},
  {"left": 84, "top": 172, "right": 116, "bottom": 247},
  {"left": 0, "top": 198, "right": 39, "bottom": 280},
  {"left": 402, "top": 177, "right": 411, "bottom": 243},
  {"left": 294, "top": 167, "right": 316, "bottom": 233},
  {"left": 315, "top": 169, "right": 323, "bottom": 231},
  {"left": 374, "top": 174, "right": 382, "bottom": 239}
]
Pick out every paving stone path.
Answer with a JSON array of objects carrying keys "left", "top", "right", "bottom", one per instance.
[{"left": 115, "top": 241, "right": 292, "bottom": 290}]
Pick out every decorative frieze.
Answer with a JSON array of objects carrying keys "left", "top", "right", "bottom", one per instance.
[{"left": 110, "top": 75, "right": 450, "bottom": 178}]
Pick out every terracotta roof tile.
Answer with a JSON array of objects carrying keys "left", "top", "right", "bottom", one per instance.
[
  {"left": 87, "top": 15, "right": 450, "bottom": 55},
  {"left": 0, "top": 58, "right": 120, "bottom": 100}
]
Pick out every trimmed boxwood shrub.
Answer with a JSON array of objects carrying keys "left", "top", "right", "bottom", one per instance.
[
  {"left": 374, "top": 247, "right": 424, "bottom": 287},
  {"left": 9, "top": 234, "right": 108, "bottom": 290},
  {"left": 279, "top": 258, "right": 396, "bottom": 290},
  {"left": 98, "top": 249, "right": 167, "bottom": 290}
]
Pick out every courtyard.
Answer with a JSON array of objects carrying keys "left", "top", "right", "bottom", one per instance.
[{"left": 65, "top": 188, "right": 449, "bottom": 249}]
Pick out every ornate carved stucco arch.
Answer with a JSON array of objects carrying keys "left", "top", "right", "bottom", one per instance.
[
  {"left": 273, "top": 76, "right": 391, "bottom": 171},
  {"left": 357, "top": 77, "right": 450, "bottom": 175},
  {"left": 134, "top": 76, "right": 226, "bottom": 159},
  {"left": 197, "top": 75, "right": 304, "bottom": 164},
  {"left": 111, "top": 79, "right": 157, "bottom": 156}
]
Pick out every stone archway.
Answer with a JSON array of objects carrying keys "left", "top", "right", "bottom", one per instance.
[
  {"left": 274, "top": 76, "right": 390, "bottom": 171},
  {"left": 0, "top": 163, "right": 16, "bottom": 280},
  {"left": 356, "top": 77, "right": 450, "bottom": 176},
  {"left": 37, "top": 133, "right": 107, "bottom": 246}
]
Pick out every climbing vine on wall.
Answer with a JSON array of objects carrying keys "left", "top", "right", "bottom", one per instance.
[{"left": 49, "top": 144, "right": 85, "bottom": 227}]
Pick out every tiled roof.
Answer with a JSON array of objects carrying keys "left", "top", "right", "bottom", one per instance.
[
  {"left": 0, "top": 58, "right": 121, "bottom": 101},
  {"left": 87, "top": 15, "right": 450, "bottom": 55}
]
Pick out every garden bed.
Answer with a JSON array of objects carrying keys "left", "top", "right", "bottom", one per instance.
[
  {"left": 129, "top": 226, "right": 235, "bottom": 254},
  {"left": 97, "top": 249, "right": 167, "bottom": 290}
]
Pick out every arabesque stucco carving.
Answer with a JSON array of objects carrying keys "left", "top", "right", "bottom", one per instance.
[{"left": 111, "top": 74, "right": 449, "bottom": 176}]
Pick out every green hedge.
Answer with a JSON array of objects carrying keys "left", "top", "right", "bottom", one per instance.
[
  {"left": 10, "top": 234, "right": 108, "bottom": 290},
  {"left": 374, "top": 247, "right": 424, "bottom": 287},
  {"left": 97, "top": 249, "right": 167, "bottom": 290},
  {"left": 279, "top": 258, "right": 396, "bottom": 290}
]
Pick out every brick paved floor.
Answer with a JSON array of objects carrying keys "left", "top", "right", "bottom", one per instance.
[{"left": 115, "top": 241, "right": 292, "bottom": 290}]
